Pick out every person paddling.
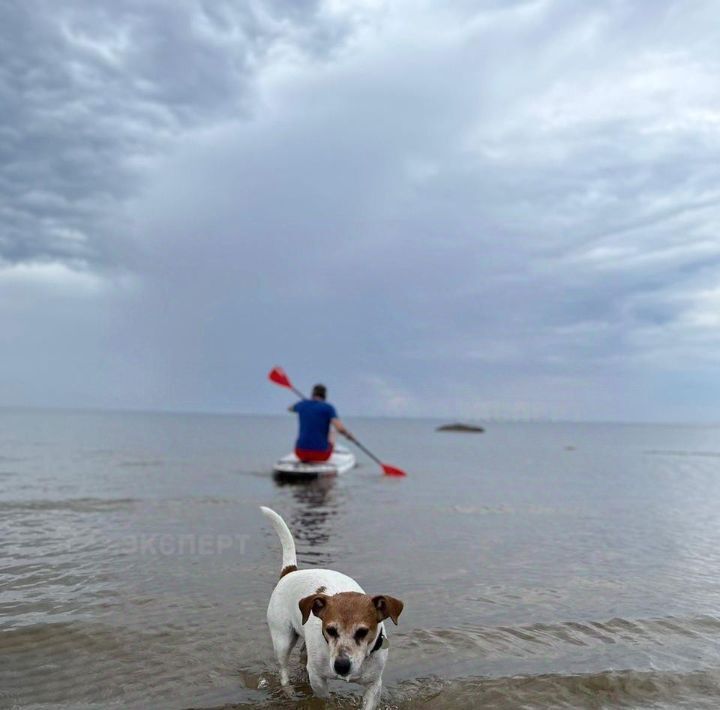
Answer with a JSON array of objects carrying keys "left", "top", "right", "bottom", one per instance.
[{"left": 289, "top": 384, "right": 354, "bottom": 462}]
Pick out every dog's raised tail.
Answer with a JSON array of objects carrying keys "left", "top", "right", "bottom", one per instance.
[{"left": 260, "top": 506, "right": 297, "bottom": 578}]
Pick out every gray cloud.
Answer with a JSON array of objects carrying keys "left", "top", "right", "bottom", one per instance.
[
  {"left": 0, "top": 0, "right": 341, "bottom": 268},
  {"left": 2, "top": 0, "right": 720, "bottom": 421}
]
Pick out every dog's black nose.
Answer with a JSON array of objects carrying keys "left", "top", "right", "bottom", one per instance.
[{"left": 334, "top": 656, "right": 351, "bottom": 676}]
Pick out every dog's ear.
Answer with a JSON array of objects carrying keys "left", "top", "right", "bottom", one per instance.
[
  {"left": 299, "top": 594, "right": 328, "bottom": 625},
  {"left": 372, "top": 595, "right": 404, "bottom": 625}
]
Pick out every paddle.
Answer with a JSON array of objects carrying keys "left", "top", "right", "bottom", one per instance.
[
  {"left": 348, "top": 438, "right": 407, "bottom": 477},
  {"left": 267, "top": 366, "right": 407, "bottom": 477},
  {"left": 268, "top": 366, "right": 305, "bottom": 400}
]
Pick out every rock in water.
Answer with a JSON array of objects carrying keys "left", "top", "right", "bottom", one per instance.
[{"left": 436, "top": 422, "right": 485, "bottom": 433}]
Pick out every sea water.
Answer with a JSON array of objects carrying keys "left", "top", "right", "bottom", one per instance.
[{"left": 2, "top": 409, "right": 720, "bottom": 708}]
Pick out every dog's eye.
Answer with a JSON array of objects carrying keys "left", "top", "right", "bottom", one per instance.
[
  {"left": 326, "top": 627, "right": 339, "bottom": 638},
  {"left": 354, "top": 627, "right": 369, "bottom": 642}
]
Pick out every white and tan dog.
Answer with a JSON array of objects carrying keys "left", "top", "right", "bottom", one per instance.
[{"left": 260, "top": 506, "right": 403, "bottom": 709}]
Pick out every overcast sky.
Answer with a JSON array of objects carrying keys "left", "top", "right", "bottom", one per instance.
[{"left": 2, "top": 0, "right": 720, "bottom": 422}]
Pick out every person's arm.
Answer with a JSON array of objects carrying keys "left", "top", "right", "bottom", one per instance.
[
  {"left": 288, "top": 402, "right": 299, "bottom": 413},
  {"left": 332, "top": 418, "right": 354, "bottom": 441}
]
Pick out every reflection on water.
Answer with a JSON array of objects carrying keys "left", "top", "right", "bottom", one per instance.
[{"left": 273, "top": 475, "right": 338, "bottom": 556}]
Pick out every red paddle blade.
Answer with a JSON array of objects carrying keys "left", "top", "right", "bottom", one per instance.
[
  {"left": 268, "top": 366, "right": 292, "bottom": 389},
  {"left": 382, "top": 464, "right": 407, "bottom": 477}
]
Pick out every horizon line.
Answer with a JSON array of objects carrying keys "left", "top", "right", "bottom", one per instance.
[{"left": 0, "top": 403, "right": 717, "bottom": 428}]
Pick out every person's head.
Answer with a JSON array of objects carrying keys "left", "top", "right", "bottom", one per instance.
[{"left": 312, "top": 384, "right": 327, "bottom": 400}]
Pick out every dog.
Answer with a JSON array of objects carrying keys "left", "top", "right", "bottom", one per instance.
[{"left": 260, "top": 506, "right": 403, "bottom": 709}]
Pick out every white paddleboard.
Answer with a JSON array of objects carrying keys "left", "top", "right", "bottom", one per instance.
[{"left": 273, "top": 444, "right": 356, "bottom": 478}]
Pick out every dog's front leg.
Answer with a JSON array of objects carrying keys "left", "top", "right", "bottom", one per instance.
[
  {"left": 361, "top": 678, "right": 382, "bottom": 710},
  {"left": 307, "top": 666, "right": 329, "bottom": 698}
]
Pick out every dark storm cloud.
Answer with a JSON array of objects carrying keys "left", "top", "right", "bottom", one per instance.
[
  {"left": 0, "top": 0, "right": 338, "bottom": 268},
  {"left": 2, "top": 0, "right": 720, "bottom": 420}
]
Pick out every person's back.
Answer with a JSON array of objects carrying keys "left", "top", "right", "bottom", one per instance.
[
  {"left": 294, "top": 399, "right": 337, "bottom": 453},
  {"left": 290, "top": 384, "right": 353, "bottom": 462}
]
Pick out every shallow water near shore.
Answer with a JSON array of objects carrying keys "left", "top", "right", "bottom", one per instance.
[{"left": 2, "top": 409, "right": 720, "bottom": 708}]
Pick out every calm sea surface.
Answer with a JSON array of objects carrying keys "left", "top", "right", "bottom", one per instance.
[{"left": 2, "top": 409, "right": 720, "bottom": 709}]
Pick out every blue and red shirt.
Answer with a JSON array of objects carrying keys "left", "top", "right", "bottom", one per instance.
[{"left": 292, "top": 400, "right": 338, "bottom": 452}]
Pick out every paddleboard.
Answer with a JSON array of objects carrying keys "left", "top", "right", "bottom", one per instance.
[{"left": 273, "top": 444, "right": 356, "bottom": 478}]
